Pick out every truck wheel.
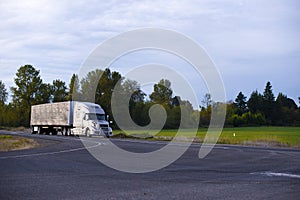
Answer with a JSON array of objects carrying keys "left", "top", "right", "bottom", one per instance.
[
  {"left": 37, "top": 127, "right": 42, "bottom": 134},
  {"left": 31, "top": 127, "right": 35, "bottom": 134},
  {"left": 52, "top": 129, "right": 57, "bottom": 135},
  {"left": 62, "top": 128, "right": 67, "bottom": 136},
  {"left": 85, "top": 129, "right": 91, "bottom": 137},
  {"left": 67, "top": 128, "right": 71, "bottom": 136}
]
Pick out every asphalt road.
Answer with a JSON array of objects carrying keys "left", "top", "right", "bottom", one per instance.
[{"left": 0, "top": 131, "right": 299, "bottom": 200}]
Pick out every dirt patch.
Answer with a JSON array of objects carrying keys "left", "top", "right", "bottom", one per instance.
[
  {"left": 112, "top": 132, "right": 154, "bottom": 139},
  {"left": 0, "top": 135, "right": 40, "bottom": 152},
  {"left": 242, "top": 140, "right": 289, "bottom": 148},
  {"left": 0, "top": 127, "right": 31, "bottom": 133}
]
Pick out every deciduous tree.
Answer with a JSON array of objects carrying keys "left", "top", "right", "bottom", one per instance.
[
  {"left": 201, "top": 93, "right": 212, "bottom": 109},
  {"left": 150, "top": 79, "right": 173, "bottom": 106}
]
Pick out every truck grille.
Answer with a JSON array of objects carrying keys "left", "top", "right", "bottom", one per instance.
[{"left": 100, "top": 124, "right": 109, "bottom": 132}]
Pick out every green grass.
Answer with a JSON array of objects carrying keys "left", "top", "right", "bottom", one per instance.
[
  {"left": 115, "top": 127, "right": 300, "bottom": 147},
  {"left": 211, "top": 127, "right": 300, "bottom": 147},
  {"left": 0, "top": 135, "right": 13, "bottom": 139}
]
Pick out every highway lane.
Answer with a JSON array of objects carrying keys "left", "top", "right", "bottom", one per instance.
[{"left": 0, "top": 131, "right": 299, "bottom": 200}]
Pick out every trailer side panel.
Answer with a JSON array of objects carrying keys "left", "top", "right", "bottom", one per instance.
[{"left": 30, "top": 101, "right": 72, "bottom": 126}]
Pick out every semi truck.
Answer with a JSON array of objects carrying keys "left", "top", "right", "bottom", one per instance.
[{"left": 30, "top": 101, "right": 113, "bottom": 137}]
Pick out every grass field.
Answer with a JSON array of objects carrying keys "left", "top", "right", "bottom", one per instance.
[
  {"left": 1, "top": 126, "right": 299, "bottom": 148},
  {"left": 116, "top": 127, "right": 300, "bottom": 147}
]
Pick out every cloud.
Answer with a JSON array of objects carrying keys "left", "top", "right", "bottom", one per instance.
[{"left": 0, "top": 0, "right": 299, "bottom": 104}]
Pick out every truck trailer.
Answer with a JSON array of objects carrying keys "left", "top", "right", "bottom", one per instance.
[{"left": 30, "top": 101, "right": 113, "bottom": 137}]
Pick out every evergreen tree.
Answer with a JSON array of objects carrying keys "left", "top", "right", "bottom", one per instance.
[
  {"left": 0, "top": 80, "right": 8, "bottom": 126},
  {"left": 263, "top": 81, "right": 275, "bottom": 102},
  {"left": 276, "top": 93, "right": 297, "bottom": 109},
  {"left": 35, "top": 83, "right": 52, "bottom": 104},
  {"left": 52, "top": 79, "right": 67, "bottom": 102},
  {"left": 234, "top": 92, "right": 247, "bottom": 115},
  {"left": 68, "top": 74, "right": 80, "bottom": 100},
  {"left": 248, "top": 90, "right": 264, "bottom": 114},
  {"left": 262, "top": 81, "right": 275, "bottom": 122},
  {"left": 0, "top": 80, "right": 8, "bottom": 104},
  {"left": 10, "top": 65, "right": 43, "bottom": 126},
  {"left": 272, "top": 93, "right": 298, "bottom": 125}
]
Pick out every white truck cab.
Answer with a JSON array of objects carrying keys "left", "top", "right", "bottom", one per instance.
[{"left": 72, "top": 102, "right": 113, "bottom": 137}]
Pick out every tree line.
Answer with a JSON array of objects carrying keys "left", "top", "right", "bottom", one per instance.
[
  {"left": 224, "top": 82, "right": 300, "bottom": 126},
  {"left": 0, "top": 65, "right": 299, "bottom": 128}
]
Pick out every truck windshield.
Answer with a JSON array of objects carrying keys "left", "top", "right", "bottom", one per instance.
[{"left": 88, "top": 113, "right": 105, "bottom": 121}]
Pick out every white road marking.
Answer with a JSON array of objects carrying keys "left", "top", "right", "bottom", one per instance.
[
  {"left": 0, "top": 139, "right": 104, "bottom": 159},
  {"left": 252, "top": 172, "right": 300, "bottom": 179}
]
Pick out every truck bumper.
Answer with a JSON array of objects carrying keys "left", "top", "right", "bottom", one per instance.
[
  {"left": 90, "top": 129, "right": 112, "bottom": 137},
  {"left": 90, "top": 129, "right": 102, "bottom": 135}
]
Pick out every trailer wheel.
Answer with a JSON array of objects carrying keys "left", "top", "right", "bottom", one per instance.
[
  {"left": 31, "top": 127, "right": 36, "bottom": 134},
  {"left": 52, "top": 129, "right": 57, "bottom": 135},
  {"left": 62, "top": 128, "right": 67, "bottom": 136},
  {"left": 67, "top": 128, "right": 71, "bottom": 136},
  {"left": 37, "top": 127, "right": 42, "bottom": 135}
]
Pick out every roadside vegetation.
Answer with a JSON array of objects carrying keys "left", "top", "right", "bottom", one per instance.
[
  {"left": 0, "top": 65, "right": 299, "bottom": 129},
  {"left": 0, "top": 134, "right": 39, "bottom": 151},
  {"left": 0, "top": 126, "right": 30, "bottom": 132},
  {"left": 0, "top": 65, "right": 299, "bottom": 148}
]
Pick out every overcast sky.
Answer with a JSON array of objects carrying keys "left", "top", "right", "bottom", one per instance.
[{"left": 0, "top": 0, "right": 299, "bottom": 106}]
